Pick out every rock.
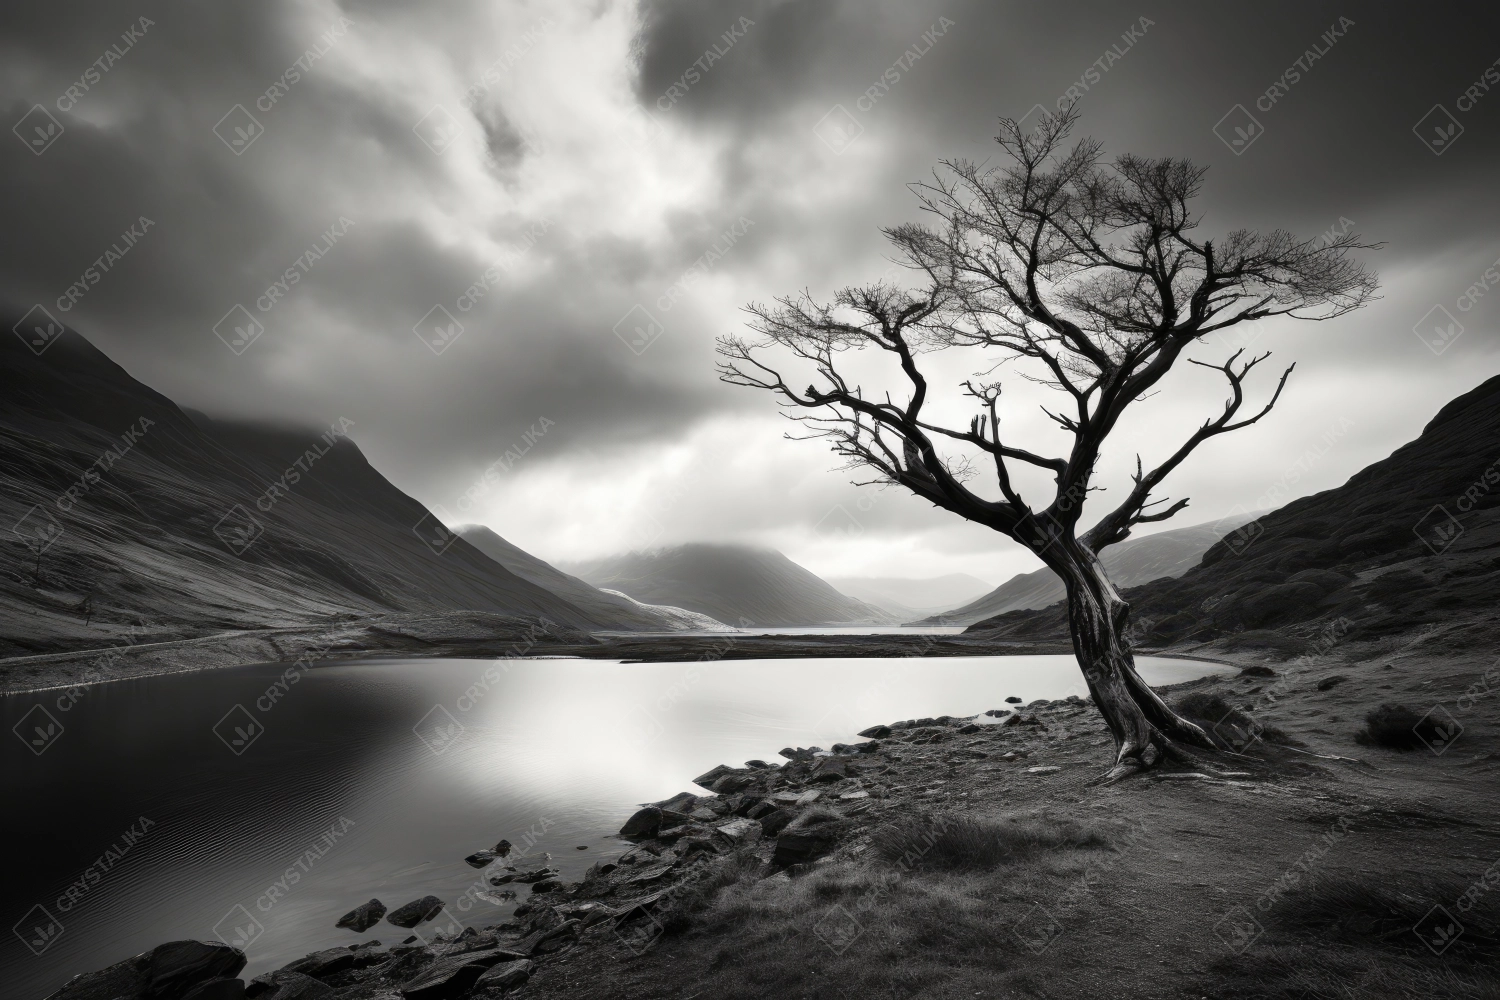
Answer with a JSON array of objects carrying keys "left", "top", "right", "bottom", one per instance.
[
  {"left": 619, "top": 806, "right": 663, "bottom": 838},
  {"left": 858, "top": 741, "right": 881, "bottom": 753},
  {"left": 745, "top": 759, "right": 772, "bottom": 769},
  {"left": 857, "top": 724, "right": 892, "bottom": 738},
  {"left": 282, "top": 947, "right": 358, "bottom": 978},
  {"left": 654, "top": 792, "right": 698, "bottom": 812},
  {"left": 148, "top": 941, "right": 248, "bottom": 999},
  {"left": 398, "top": 949, "right": 513, "bottom": 1000},
  {"left": 181, "top": 980, "right": 244, "bottom": 1000},
  {"left": 839, "top": 790, "right": 870, "bottom": 800},
  {"left": 335, "top": 899, "right": 386, "bottom": 932},
  {"left": 770, "top": 791, "right": 802, "bottom": 804},
  {"left": 521, "top": 919, "right": 580, "bottom": 955},
  {"left": 557, "top": 901, "right": 615, "bottom": 927},
  {"left": 493, "top": 839, "right": 512, "bottom": 856},
  {"left": 773, "top": 830, "right": 837, "bottom": 867},
  {"left": 465, "top": 851, "right": 499, "bottom": 868},
  {"left": 1026, "top": 765, "right": 1062, "bottom": 774},
  {"left": 809, "top": 758, "right": 848, "bottom": 782},
  {"left": 626, "top": 861, "right": 677, "bottom": 885},
  {"left": 491, "top": 867, "right": 560, "bottom": 885},
  {"left": 692, "top": 764, "right": 735, "bottom": 789},
  {"left": 759, "top": 808, "right": 795, "bottom": 837},
  {"left": 712, "top": 772, "right": 756, "bottom": 793},
  {"left": 245, "top": 971, "right": 331, "bottom": 1000},
  {"left": 716, "top": 818, "right": 762, "bottom": 845},
  {"left": 530, "top": 878, "right": 562, "bottom": 894},
  {"left": 387, "top": 896, "right": 445, "bottom": 928},
  {"left": 1316, "top": 674, "right": 1348, "bottom": 691},
  {"left": 473, "top": 959, "right": 534, "bottom": 991},
  {"left": 957, "top": 723, "right": 981, "bottom": 734},
  {"left": 1238, "top": 665, "right": 1277, "bottom": 677},
  {"left": 1004, "top": 696, "right": 1022, "bottom": 704},
  {"left": 984, "top": 708, "right": 1010, "bottom": 717},
  {"left": 745, "top": 799, "right": 778, "bottom": 820},
  {"left": 688, "top": 806, "right": 719, "bottom": 821},
  {"left": 795, "top": 789, "right": 822, "bottom": 805}
]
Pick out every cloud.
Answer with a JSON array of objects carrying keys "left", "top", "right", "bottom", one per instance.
[{"left": 2, "top": 0, "right": 1497, "bottom": 583}]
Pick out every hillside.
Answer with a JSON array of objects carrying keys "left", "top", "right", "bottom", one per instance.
[
  {"left": 0, "top": 316, "right": 605, "bottom": 659},
  {"left": 968, "top": 373, "right": 1500, "bottom": 653},
  {"left": 567, "top": 543, "right": 895, "bottom": 626},
  {"left": 920, "top": 514, "right": 1256, "bottom": 626},
  {"left": 455, "top": 525, "right": 726, "bottom": 631},
  {"left": 825, "top": 573, "right": 994, "bottom": 619}
]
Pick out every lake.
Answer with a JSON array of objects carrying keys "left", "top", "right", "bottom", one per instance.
[{"left": 4, "top": 652, "right": 1228, "bottom": 997}]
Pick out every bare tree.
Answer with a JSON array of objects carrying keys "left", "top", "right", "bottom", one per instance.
[{"left": 717, "top": 108, "right": 1378, "bottom": 781}]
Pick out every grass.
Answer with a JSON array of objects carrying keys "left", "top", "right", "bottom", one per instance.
[
  {"left": 869, "top": 812, "right": 1113, "bottom": 872},
  {"left": 1355, "top": 703, "right": 1451, "bottom": 751},
  {"left": 1173, "top": 690, "right": 1290, "bottom": 748},
  {"left": 1204, "top": 872, "right": 1500, "bottom": 998}
]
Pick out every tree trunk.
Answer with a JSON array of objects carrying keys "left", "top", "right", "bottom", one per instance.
[{"left": 1050, "top": 537, "right": 1217, "bottom": 779}]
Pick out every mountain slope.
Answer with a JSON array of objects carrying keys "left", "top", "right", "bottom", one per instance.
[
  {"left": 0, "top": 316, "right": 603, "bottom": 658},
  {"left": 825, "top": 573, "right": 994, "bottom": 618},
  {"left": 567, "top": 543, "right": 895, "bottom": 626},
  {"left": 454, "top": 525, "right": 726, "bottom": 630},
  {"left": 921, "top": 515, "right": 1256, "bottom": 625},
  {"left": 968, "top": 374, "right": 1500, "bottom": 650}
]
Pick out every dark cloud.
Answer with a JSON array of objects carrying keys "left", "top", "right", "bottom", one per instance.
[{"left": 2, "top": 0, "right": 1497, "bottom": 576}]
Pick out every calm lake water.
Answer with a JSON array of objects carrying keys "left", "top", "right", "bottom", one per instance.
[{"left": 5, "top": 653, "right": 1227, "bottom": 997}]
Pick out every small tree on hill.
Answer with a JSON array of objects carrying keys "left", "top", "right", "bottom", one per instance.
[{"left": 717, "top": 108, "right": 1378, "bottom": 780}]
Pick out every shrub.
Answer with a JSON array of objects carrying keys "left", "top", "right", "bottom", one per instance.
[
  {"left": 869, "top": 812, "right": 1111, "bottom": 872},
  {"left": 1356, "top": 703, "right": 1453, "bottom": 751}
]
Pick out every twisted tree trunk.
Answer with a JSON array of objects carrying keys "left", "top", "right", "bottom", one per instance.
[{"left": 1050, "top": 537, "right": 1217, "bottom": 780}]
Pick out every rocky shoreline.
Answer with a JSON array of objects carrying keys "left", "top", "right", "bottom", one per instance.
[{"left": 47, "top": 693, "right": 1126, "bottom": 1000}]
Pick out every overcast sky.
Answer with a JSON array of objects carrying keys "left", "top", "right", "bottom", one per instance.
[{"left": 4, "top": 0, "right": 1499, "bottom": 585}]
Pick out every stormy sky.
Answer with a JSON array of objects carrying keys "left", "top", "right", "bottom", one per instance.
[{"left": 4, "top": 0, "right": 1499, "bottom": 585}]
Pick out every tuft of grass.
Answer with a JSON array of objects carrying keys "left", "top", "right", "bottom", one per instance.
[
  {"left": 869, "top": 811, "right": 1112, "bottom": 872},
  {"left": 1356, "top": 703, "right": 1451, "bottom": 751},
  {"left": 1173, "top": 690, "right": 1290, "bottom": 747}
]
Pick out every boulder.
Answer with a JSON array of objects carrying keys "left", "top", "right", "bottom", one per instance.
[
  {"left": 619, "top": 806, "right": 663, "bottom": 838},
  {"left": 397, "top": 949, "right": 511, "bottom": 1000},
  {"left": 473, "top": 959, "right": 534, "bottom": 991},
  {"left": 386, "top": 896, "right": 445, "bottom": 928},
  {"left": 692, "top": 764, "right": 734, "bottom": 789},
  {"left": 245, "top": 971, "right": 331, "bottom": 1000},
  {"left": 772, "top": 830, "right": 836, "bottom": 867},
  {"left": 1316, "top": 674, "right": 1348, "bottom": 691},
  {"left": 857, "top": 724, "right": 892, "bottom": 738},
  {"left": 1004, "top": 696, "right": 1022, "bottom": 704},
  {"left": 335, "top": 899, "right": 386, "bottom": 932},
  {"left": 180, "top": 980, "right": 244, "bottom": 1000},
  {"left": 654, "top": 792, "right": 698, "bottom": 813},
  {"left": 282, "top": 948, "right": 357, "bottom": 978},
  {"left": 464, "top": 851, "right": 499, "bottom": 868},
  {"left": 148, "top": 941, "right": 248, "bottom": 999},
  {"left": 809, "top": 758, "right": 848, "bottom": 782},
  {"left": 744, "top": 759, "right": 772, "bottom": 769},
  {"left": 758, "top": 808, "right": 795, "bottom": 837},
  {"left": 529, "top": 878, "right": 562, "bottom": 894},
  {"left": 493, "top": 839, "right": 513, "bottom": 856},
  {"left": 715, "top": 818, "right": 762, "bottom": 845},
  {"left": 711, "top": 773, "right": 756, "bottom": 793}
]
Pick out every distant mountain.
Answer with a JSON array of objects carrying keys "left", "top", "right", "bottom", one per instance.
[
  {"left": 0, "top": 315, "right": 607, "bottom": 658},
  {"left": 916, "top": 515, "right": 1256, "bottom": 625},
  {"left": 597, "top": 589, "right": 729, "bottom": 631},
  {"left": 968, "top": 374, "right": 1500, "bottom": 650},
  {"left": 454, "top": 525, "right": 726, "bottom": 631},
  {"left": 826, "top": 573, "right": 995, "bottom": 618},
  {"left": 566, "top": 543, "right": 895, "bottom": 626}
]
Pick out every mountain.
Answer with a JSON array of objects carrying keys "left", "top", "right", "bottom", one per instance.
[
  {"left": 566, "top": 543, "right": 896, "bottom": 626},
  {"left": 825, "top": 573, "right": 995, "bottom": 619},
  {"left": 0, "top": 316, "right": 607, "bottom": 658},
  {"left": 454, "top": 525, "right": 727, "bottom": 631},
  {"left": 918, "top": 515, "right": 1257, "bottom": 626},
  {"left": 968, "top": 374, "right": 1500, "bottom": 652}
]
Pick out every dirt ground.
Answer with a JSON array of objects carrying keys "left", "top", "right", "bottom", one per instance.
[{"left": 509, "top": 637, "right": 1500, "bottom": 1000}]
